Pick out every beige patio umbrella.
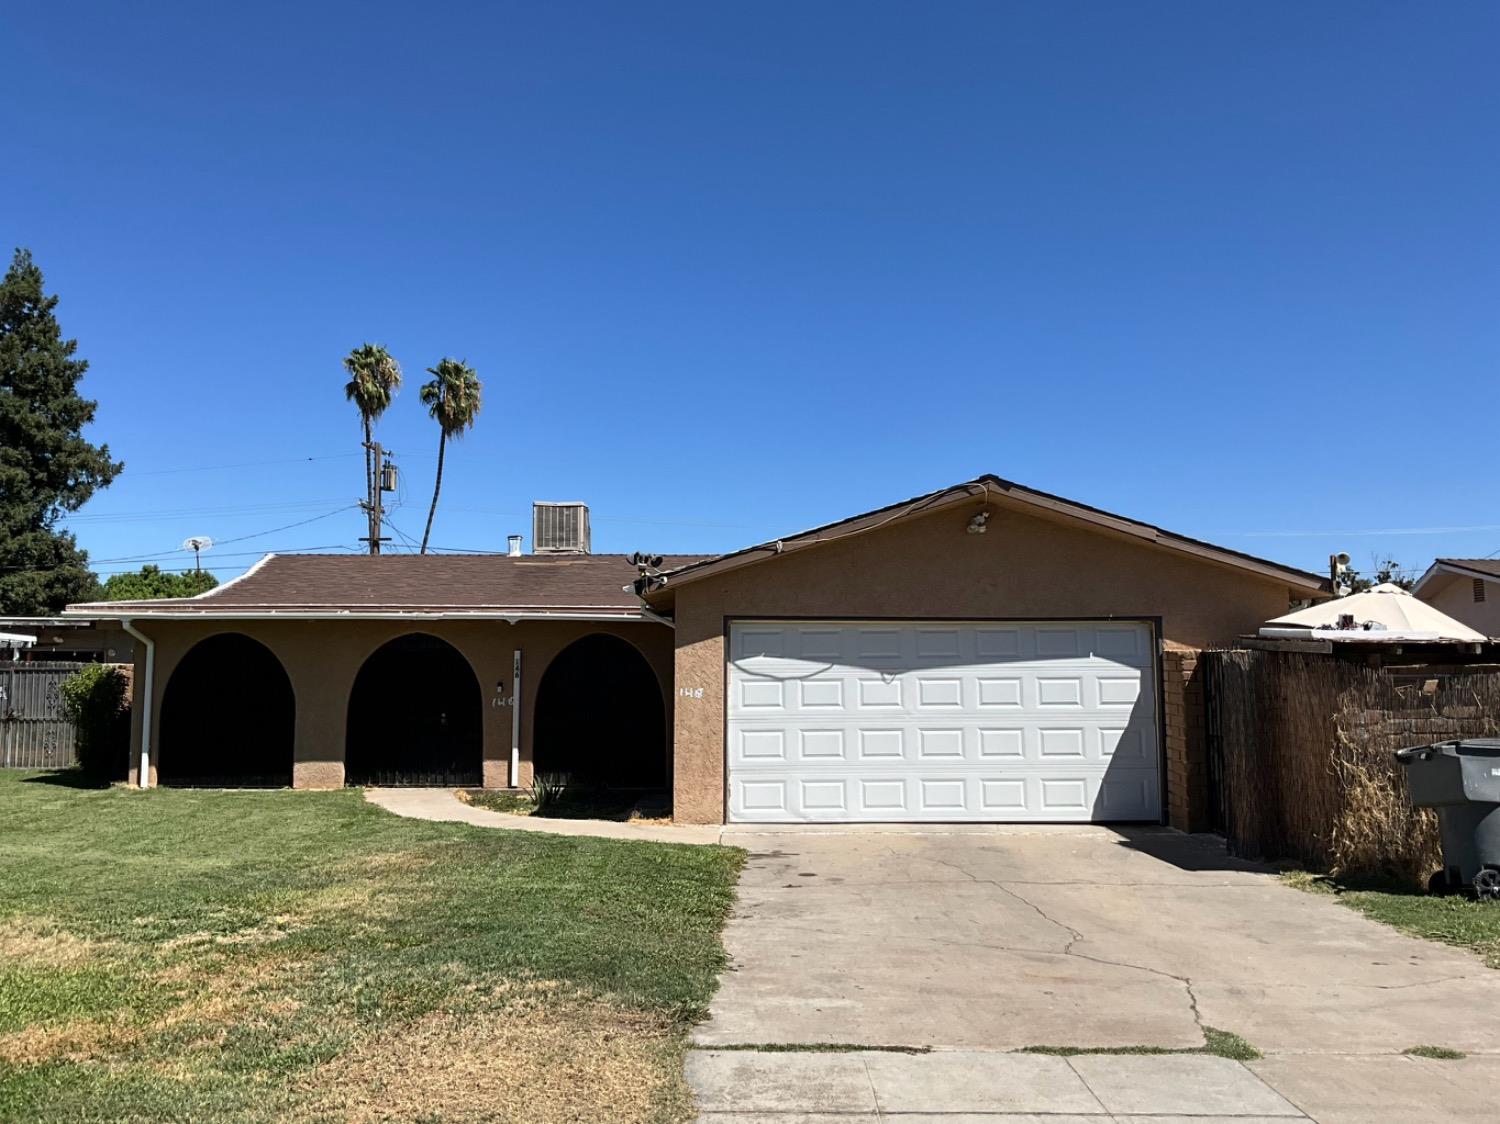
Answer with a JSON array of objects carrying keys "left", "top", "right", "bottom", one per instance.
[{"left": 1260, "top": 583, "right": 1487, "bottom": 643}]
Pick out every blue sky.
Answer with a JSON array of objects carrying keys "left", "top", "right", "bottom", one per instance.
[{"left": 7, "top": 2, "right": 1497, "bottom": 582}]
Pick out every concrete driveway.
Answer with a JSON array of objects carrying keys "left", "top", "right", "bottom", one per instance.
[{"left": 689, "top": 825, "right": 1500, "bottom": 1123}]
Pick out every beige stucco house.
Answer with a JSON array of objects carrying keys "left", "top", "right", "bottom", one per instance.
[
  {"left": 1413, "top": 559, "right": 1500, "bottom": 639},
  {"left": 67, "top": 475, "right": 1326, "bottom": 831}
]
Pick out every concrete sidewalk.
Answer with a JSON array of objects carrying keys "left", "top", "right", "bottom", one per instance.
[
  {"left": 689, "top": 1047, "right": 1500, "bottom": 1123},
  {"left": 362, "top": 787, "right": 725, "bottom": 844},
  {"left": 689, "top": 1048, "right": 1307, "bottom": 1121}
]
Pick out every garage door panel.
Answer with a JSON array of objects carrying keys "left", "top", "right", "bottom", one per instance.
[
  {"left": 729, "top": 666, "right": 1156, "bottom": 722},
  {"left": 728, "top": 620, "right": 1161, "bottom": 823},
  {"left": 798, "top": 678, "right": 845, "bottom": 708},
  {"left": 728, "top": 770, "right": 1162, "bottom": 823},
  {"left": 732, "top": 622, "right": 1153, "bottom": 674},
  {"left": 733, "top": 713, "right": 1156, "bottom": 768}
]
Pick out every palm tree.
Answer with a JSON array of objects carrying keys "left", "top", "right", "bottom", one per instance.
[
  {"left": 342, "top": 344, "right": 403, "bottom": 536},
  {"left": 418, "top": 358, "right": 482, "bottom": 554}
]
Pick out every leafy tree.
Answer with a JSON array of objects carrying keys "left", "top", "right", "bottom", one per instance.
[
  {"left": 342, "top": 343, "right": 402, "bottom": 547},
  {"left": 418, "top": 358, "right": 482, "bottom": 553},
  {"left": 1346, "top": 555, "right": 1417, "bottom": 593},
  {"left": 93, "top": 564, "right": 219, "bottom": 602},
  {"left": 0, "top": 249, "right": 121, "bottom": 614}
]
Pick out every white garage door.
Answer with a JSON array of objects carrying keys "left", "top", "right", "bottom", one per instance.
[{"left": 727, "top": 620, "right": 1160, "bottom": 824}]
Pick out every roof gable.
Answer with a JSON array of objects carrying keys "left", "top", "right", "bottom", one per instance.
[
  {"left": 644, "top": 475, "right": 1326, "bottom": 597},
  {"left": 1414, "top": 558, "right": 1500, "bottom": 597}
]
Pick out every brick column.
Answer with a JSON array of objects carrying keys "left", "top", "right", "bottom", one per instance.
[{"left": 1162, "top": 647, "right": 1209, "bottom": 832}]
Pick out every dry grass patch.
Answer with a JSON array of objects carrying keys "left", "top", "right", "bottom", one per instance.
[
  {"left": 296, "top": 879, "right": 419, "bottom": 925},
  {"left": 1, "top": 945, "right": 318, "bottom": 1068},
  {"left": 0, "top": 918, "right": 109, "bottom": 969},
  {"left": 303, "top": 990, "right": 688, "bottom": 1124},
  {"left": 0, "top": 1013, "right": 138, "bottom": 1066},
  {"left": 160, "top": 917, "right": 300, "bottom": 953}
]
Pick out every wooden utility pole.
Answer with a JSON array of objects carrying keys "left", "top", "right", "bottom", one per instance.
[{"left": 362, "top": 440, "right": 391, "bottom": 555}]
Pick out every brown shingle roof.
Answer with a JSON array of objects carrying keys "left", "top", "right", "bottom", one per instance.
[
  {"left": 1436, "top": 558, "right": 1500, "bottom": 579},
  {"left": 67, "top": 553, "right": 709, "bottom": 616}
]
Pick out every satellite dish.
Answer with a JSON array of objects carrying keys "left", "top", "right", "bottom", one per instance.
[{"left": 182, "top": 536, "right": 213, "bottom": 573}]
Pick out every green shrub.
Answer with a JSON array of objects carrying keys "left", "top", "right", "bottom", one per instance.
[{"left": 59, "top": 664, "right": 131, "bottom": 781}]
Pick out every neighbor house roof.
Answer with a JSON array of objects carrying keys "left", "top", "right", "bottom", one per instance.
[
  {"left": 643, "top": 475, "right": 1328, "bottom": 596},
  {"left": 65, "top": 553, "right": 708, "bottom": 621},
  {"left": 1413, "top": 557, "right": 1500, "bottom": 596}
]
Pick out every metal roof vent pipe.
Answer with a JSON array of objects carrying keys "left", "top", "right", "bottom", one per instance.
[{"left": 507, "top": 535, "right": 523, "bottom": 557}]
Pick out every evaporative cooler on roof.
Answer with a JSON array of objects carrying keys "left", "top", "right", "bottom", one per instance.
[{"left": 532, "top": 502, "right": 591, "bottom": 554}]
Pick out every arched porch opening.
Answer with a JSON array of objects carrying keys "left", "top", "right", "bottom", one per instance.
[{"left": 345, "top": 633, "right": 482, "bottom": 786}]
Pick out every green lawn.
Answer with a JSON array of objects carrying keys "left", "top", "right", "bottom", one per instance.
[
  {"left": 0, "top": 771, "right": 744, "bottom": 1123},
  {"left": 1282, "top": 870, "right": 1500, "bottom": 969}
]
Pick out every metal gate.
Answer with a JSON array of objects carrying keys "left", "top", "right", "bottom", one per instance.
[{"left": 0, "top": 662, "right": 83, "bottom": 769}]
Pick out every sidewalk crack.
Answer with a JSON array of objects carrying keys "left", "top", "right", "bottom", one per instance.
[
  {"left": 862, "top": 1055, "right": 884, "bottom": 1121},
  {"left": 1063, "top": 1055, "right": 1113, "bottom": 1116}
]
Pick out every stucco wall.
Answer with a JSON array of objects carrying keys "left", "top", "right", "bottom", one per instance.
[
  {"left": 1423, "top": 576, "right": 1500, "bottom": 638},
  {"left": 665, "top": 497, "right": 1305, "bottom": 824},
  {"left": 125, "top": 618, "right": 673, "bottom": 790}
]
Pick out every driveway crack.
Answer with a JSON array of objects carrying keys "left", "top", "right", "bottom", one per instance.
[{"left": 919, "top": 851, "right": 1207, "bottom": 1035}]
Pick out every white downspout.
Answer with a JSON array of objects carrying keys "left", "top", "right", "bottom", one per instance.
[
  {"left": 510, "top": 649, "right": 521, "bottom": 788},
  {"left": 121, "top": 620, "right": 154, "bottom": 789}
]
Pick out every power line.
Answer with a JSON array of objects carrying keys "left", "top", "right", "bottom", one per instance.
[
  {"left": 88, "top": 545, "right": 355, "bottom": 572},
  {"left": 119, "top": 452, "right": 363, "bottom": 477},
  {"left": 0, "top": 544, "right": 358, "bottom": 577},
  {"left": 0, "top": 507, "right": 361, "bottom": 576},
  {"left": 1224, "top": 523, "right": 1500, "bottom": 539},
  {"left": 381, "top": 513, "right": 421, "bottom": 553},
  {"left": 438, "top": 504, "right": 756, "bottom": 530},
  {"left": 62, "top": 497, "right": 352, "bottom": 524},
  {"left": 74, "top": 505, "right": 359, "bottom": 567},
  {"left": 212, "top": 505, "right": 360, "bottom": 546},
  {"left": 99, "top": 449, "right": 431, "bottom": 481}
]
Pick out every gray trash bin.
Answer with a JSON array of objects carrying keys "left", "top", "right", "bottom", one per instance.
[{"left": 1394, "top": 739, "right": 1500, "bottom": 900}]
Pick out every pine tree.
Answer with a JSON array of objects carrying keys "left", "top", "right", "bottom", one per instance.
[{"left": 0, "top": 249, "right": 122, "bottom": 614}]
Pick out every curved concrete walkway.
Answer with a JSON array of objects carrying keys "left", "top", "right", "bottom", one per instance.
[{"left": 363, "top": 787, "right": 726, "bottom": 845}]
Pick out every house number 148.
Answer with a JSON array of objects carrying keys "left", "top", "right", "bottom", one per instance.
[{"left": 677, "top": 687, "right": 704, "bottom": 699}]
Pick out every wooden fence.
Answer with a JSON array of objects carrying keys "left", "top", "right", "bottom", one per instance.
[
  {"left": 0, "top": 662, "right": 86, "bottom": 770},
  {"left": 1203, "top": 648, "right": 1500, "bottom": 885}
]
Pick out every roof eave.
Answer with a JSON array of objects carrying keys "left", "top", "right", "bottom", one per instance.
[{"left": 61, "top": 607, "right": 655, "bottom": 623}]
